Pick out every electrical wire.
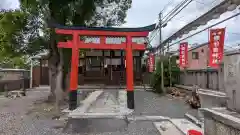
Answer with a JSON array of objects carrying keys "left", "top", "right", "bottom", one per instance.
[
  {"left": 162, "top": 0, "right": 189, "bottom": 21},
  {"left": 164, "top": 12, "right": 240, "bottom": 50},
  {"left": 148, "top": 29, "right": 159, "bottom": 41},
  {"left": 160, "top": 0, "right": 176, "bottom": 13},
  {"left": 159, "top": 0, "right": 222, "bottom": 50},
  {"left": 149, "top": 29, "right": 159, "bottom": 43},
  {"left": 225, "top": 45, "right": 236, "bottom": 49},
  {"left": 228, "top": 32, "right": 240, "bottom": 36},
  {"left": 171, "top": 0, "right": 218, "bottom": 23},
  {"left": 162, "top": 0, "right": 193, "bottom": 25},
  {"left": 194, "top": 0, "right": 219, "bottom": 6},
  {"left": 151, "top": 0, "right": 193, "bottom": 49}
]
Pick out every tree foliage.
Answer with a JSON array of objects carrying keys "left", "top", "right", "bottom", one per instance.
[
  {"left": 1, "top": 0, "right": 132, "bottom": 69},
  {"left": 150, "top": 56, "right": 180, "bottom": 94},
  {"left": 1, "top": 0, "right": 132, "bottom": 110}
]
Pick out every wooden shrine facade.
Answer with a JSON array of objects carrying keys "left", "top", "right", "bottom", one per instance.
[
  {"left": 31, "top": 50, "right": 146, "bottom": 87},
  {"left": 54, "top": 24, "right": 155, "bottom": 110},
  {"left": 78, "top": 50, "right": 144, "bottom": 85}
]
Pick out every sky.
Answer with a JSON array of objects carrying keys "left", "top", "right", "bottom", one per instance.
[{"left": 1, "top": 0, "right": 240, "bottom": 51}]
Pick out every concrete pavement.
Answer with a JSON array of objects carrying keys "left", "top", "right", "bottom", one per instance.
[
  {"left": 63, "top": 90, "right": 200, "bottom": 135},
  {"left": 0, "top": 86, "right": 202, "bottom": 135}
]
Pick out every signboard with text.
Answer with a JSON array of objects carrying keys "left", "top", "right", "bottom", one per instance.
[
  {"left": 209, "top": 28, "right": 225, "bottom": 68},
  {"left": 148, "top": 53, "right": 155, "bottom": 72},
  {"left": 179, "top": 42, "right": 188, "bottom": 68}
]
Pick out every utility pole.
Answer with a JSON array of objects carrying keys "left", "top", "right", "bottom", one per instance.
[
  {"left": 167, "top": 42, "right": 172, "bottom": 87},
  {"left": 159, "top": 12, "right": 165, "bottom": 93}
]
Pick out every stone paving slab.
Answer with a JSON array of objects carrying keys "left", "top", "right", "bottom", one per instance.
[
  {"left": 154, "top": 121, "right": 183, "bottom": 135},
  {"left": 63, "top": 90, "right": 200, "bottom": 134},
  {"left": 64, "top": 118, "right": 160, "bottom": 135},
  {"left": 69, "top": 90, "right": 134, "bottom": 118},
  {"left": 69, "top": 91, "right": 103, "bottom": 117},
  {"left": 88, "top": 91, "right": 127, "bottom": 113},
  {"left": 78, "top": 85, "right": 152, "bottom": 89},
  {"left": 170, "top": 119, "right": 203, "bottom": 135},
  {"left": 0, "top": 86, "right": 203, "bottom": 135}
]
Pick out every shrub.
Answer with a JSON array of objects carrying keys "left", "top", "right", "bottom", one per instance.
[
  {"left": 150, "top": 60, "right": 163, "bottom": 93},
  {"left": 150, "top": 56, "right": 180, "bottom": 93}
]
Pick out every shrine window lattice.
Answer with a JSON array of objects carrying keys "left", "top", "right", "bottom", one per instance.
[{"left": 80, "top": 36, "right": 147, "bottom": 45}]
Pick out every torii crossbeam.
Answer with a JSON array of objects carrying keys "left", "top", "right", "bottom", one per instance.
[{"left": 54, "top": 24, "right": 155, "bottom": 110}]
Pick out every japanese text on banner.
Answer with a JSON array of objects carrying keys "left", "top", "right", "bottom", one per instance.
[
  {"left": 179, "top": 42, "right": 188, "bottom": 68},
  {"left": 209, "top": 28, "right": 225, "bottom": 68},
  {"left": 148, "top": 53, "right": 155, "bottom": 72}
]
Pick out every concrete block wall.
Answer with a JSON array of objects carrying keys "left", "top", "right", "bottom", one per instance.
[
  {"left": 204, "top": 118, "right": 240, "bottom": 135},
  {"left": 0, "top": 69, "right": 30, "bottom": 81},
  {"left": 179, "top": 69, "right": 224, "bottom": 91},
  {"left": 0, "top": 69, "right": 30, "bottom": 92},
  {"left": 202, "top": 108, "right": 240, "bottom": 135}
]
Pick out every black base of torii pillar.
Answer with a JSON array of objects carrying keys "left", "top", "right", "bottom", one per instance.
[
  {"left": 69, "top": 90, "right": 78, "bottom": 110},
  {"left": 127, "top": 91, "right": 134, "bottom": 109}
]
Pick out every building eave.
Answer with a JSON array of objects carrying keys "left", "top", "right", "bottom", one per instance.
[
  {"left": 157, "top": 0, "right": 240, "bottom": 49},
  {"left": 51, "top": 23, "right": 156, "bottom": 32}
]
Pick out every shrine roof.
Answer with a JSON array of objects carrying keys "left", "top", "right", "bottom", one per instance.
[{"left": 52, "top": 24, "right": 156, "bottom": 32}]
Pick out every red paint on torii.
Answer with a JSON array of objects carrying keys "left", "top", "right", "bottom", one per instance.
[{"left": 55, "top": 24, "right": 154, "bottom": 110}]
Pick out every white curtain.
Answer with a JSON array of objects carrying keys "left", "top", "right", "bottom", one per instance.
[{"left": 105, "top": 58, "right": 121, "bottom": 65}]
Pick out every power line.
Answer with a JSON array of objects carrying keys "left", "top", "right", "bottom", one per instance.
[
  {"left": 228, "top": 32, "right": 240, "bottom": 36},
  {"left": 149, "top": 0, "right": 194, "bottom": 50},
  {"left": 225, "top": 45, "right": 236, "bottom": 49},
  {"left": 160, "top": 0, "right": 175, "bottom": 13},
  {"left": 194, "top": 0, "right": 219, "bottom": 6},
  {"left": 152, "top": 0, "right": 194, "bottom": 48},
  {"left": 148, "top": 29, "right": 159, "bottom": 43},
  {"left": 162, "top": 0, "right": 191, "bottom": 23},
  {"left": 170, "top": 0, "right": 216, "bottom": 23},
  {"left": 162, "top": 0, "right": 189, "bottom": 21},
  {"left": 164, "top": 12, "right": 240, "bottom": 50},
  {"left": 162, "top": 0, "right": 193, "bottom": 25}
]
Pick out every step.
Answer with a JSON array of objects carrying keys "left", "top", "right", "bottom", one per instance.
[
  {"left": 154, "top": 121, "right": 183, "bottom": 135},
  {"left": 68, "top": 91, "right": 103, "bottom": 117},
  {"left": 170, "top": 119, "right": 203, "bottom": 135}
]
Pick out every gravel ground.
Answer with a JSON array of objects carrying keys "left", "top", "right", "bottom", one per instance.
[
  {"left": 0, "top": 88, "right": 65, "bottom": 135},
  {"left": 0, "top": 87, "right": 197, "bottom": 135},
  {"left": 133, "top": 91, "right": 198, "bottom": 118}
]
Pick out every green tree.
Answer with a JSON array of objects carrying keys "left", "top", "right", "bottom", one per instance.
[
  {"left": 1, "top": 0, "right": 132, "bottom": 115},
  {"left": 0, "top": 9, "right": 47, "bottom": 68},
  {"left": 150, "top": 56, "right": 180, "bottom": 93}
]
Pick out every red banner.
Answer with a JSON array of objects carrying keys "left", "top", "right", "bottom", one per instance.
[
  {"left": 209, "top": 28, "right": 225, "bottom": 68},
  {"left": 148, "top": 53, "right": 155, "bottom": 72},
  {"left": 179, "top": 42, "right": 188, "bottom": 68}
]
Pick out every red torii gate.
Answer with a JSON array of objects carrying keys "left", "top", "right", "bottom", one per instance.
[{"left": 54, "top": 24, "right": 155, "bottom": 110}]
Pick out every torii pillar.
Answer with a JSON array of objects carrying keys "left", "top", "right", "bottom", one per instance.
[{"left": 54, "top": 24, "right": 155, "bottom": 110}]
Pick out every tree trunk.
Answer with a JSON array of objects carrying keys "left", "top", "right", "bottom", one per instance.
[
  {"left": 63, "top": 71, "right": 70, "bottom": 102},
  {"left": 48, "top": 62, "right": 57, "bottom": 102},
  {"left": 47, "top": 28, "right": 59, "bottom": 102},
  {"left": 54, "top": 49, "right": 64, "bottom": 116}
]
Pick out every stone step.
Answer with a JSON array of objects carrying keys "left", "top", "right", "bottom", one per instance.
[
  {"left": 78, "top": 85, "right": 152, "bottom": 89},
  {"left": 184, "top": 113, "right": 203, "bottom": 128},
  {"left": 170, "top": 119, "right": 203, "bottom": 135},
  {"left": 68, "top": 91, "right": 103, "bottom": 116},
  {"left": 154, "top": 121, "right": 183, "bottom": 135}
]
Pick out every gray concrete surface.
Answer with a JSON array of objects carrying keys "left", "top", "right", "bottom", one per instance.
[
  {"left": 133, "top": 91, "right": 198, "bottom": 118},
  {"left": 0, "top": 87, "right": 198, "bottom": 135},
  {"left": 64, "top": 118, "right": 160, "bottom": 135}
]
